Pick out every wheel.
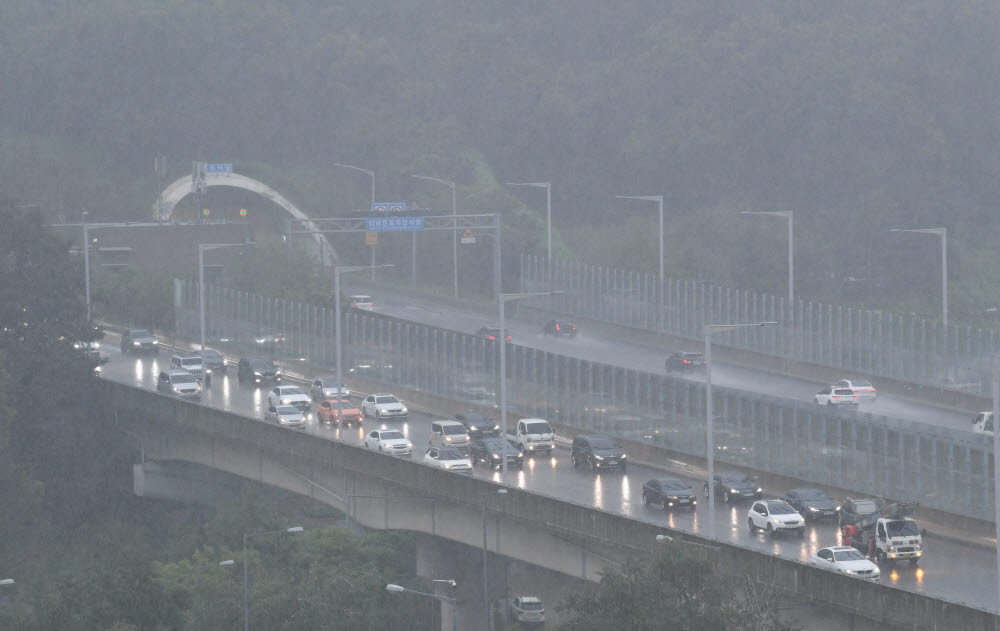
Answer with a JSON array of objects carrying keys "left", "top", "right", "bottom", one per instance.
[
  {"left": 378, "top": 446, "right": 384, "bottom": 453},
  {"left": 363, "top": 442, "right": 369, "bottom": 449},
  {"left": 766, "top": 523, "right": 774, "bottom": 536},
  {"left": 643, "top": 491, "right": 650, "bottom": 506},
  {"left": 620, "top": 463, "right": 627, "bottom": 474},
  {"left": 876, "top": 550, "right": 885, "bottom": 564},
  {"left": 375, "top": 410, "right": 381, "bottom": 421},
  {"left": 571, "top": 453, "right": 578, "bottom": 468},
  {"left": 723, "top": 490, "right": 731, "bottom": 503},
  {"left": 827, "top": 401, "right": 834, "bottom": 407},
  {"left": 590, "top": 458, "right": 597, "bottom": 472},
  {"left": 798, "top": 528, "right": 806, "bottom": 538},
  {"left": 703, "top": 483, "right": 709, "bottom": 498},
  {"left": 748, "top": 518, "right": 756, "bottom": 533}
]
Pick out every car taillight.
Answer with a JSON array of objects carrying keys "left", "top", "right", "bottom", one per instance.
[
  {"left": 488, "top": 335, "right": 496, "bottom": 340},
  {"left": 683, "top": 359, "right": 690, "bottom": 364},
  {"left": 555, "top": 324, "right": 560, "bottom": 331}
]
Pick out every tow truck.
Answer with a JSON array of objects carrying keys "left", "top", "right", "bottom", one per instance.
[{"left": 840, "top": 497, "right": 922, "bottom": 564}]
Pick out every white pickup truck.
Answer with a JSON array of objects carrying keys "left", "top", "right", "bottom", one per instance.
[{"left": 507, "top": 418, "right": 555, "bottom": 455}]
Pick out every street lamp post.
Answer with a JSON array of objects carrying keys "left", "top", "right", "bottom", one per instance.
[
  {"left": 413, "top": 175, "right": 459, "bottom": 299},
  {"left": 890, "top": 227, "right": 948, "bottom": 327},
  {"left": 334, "top": 163, "right": 378, "bottom": 279},
  {"left": 199, "top": 243, "right": 247, "bottom": 351},
  {"left": 993, "top": 364, "right": 1000, "bottom": 608},
  {"left": 386, "top": 582, "right": 457, "bottom": 631},
  {"left": 498, "top": 291, "right": 563, "bottom": 482},
  {"left": 335, "top": 264, "right": 394, "bottom": 423},
  {"left": 703, "top": 322, "right": 777, "bottom": 537},
  {"left": 482, "top": 488, "right": 508, "bottom": 631},
  {"left": 242, "top": 526, "right": 304, "bottom": 631},
  {"left": 82, "top": 211, "right": 91, "bottom": 322},
  {"left": 741, "top": 211, "right": 794, "bottom": 307},
  {"left": 507, "top": 182, "right": 552, "bottom": 269},
  {"left": 616, "top": 195, "right": 664, "bottom": 282}
]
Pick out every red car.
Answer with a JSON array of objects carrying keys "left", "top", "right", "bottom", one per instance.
[{"left": 317, "top": 397, "right": 362, "bottom": 425}]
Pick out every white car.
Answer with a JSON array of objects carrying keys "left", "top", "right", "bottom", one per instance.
[
  {"left": 264, "top": 405, "right": 306, "bottom": 429},
  {"left": 310, "top": 377, "right": 349, "bottom": 401},
  {"left": 422, "top": 447, "right": 472, "bottom": 474},
  {"left": 747, "top": 500, "right": 805, "bottom": 536},
  {"left": 268, "top": 385, "right": 311, "bottom": 412},
  {"left": 811, "top": 546, "right": 880, "bottom": 581},
  {"left": 814, "top": 386, "right": 858, "bottom": 407},
  {"left": 363, "top": 429, "right": 413, "bottom": 456},
  {"left": 362, "top": 393, "right": 408, "bottom": 420},
  {"left": 834, "top": 379, "right": 877, "bottom": 402},
  {"left": 347, "top": 294, "right": 375, "bottom": 311}
]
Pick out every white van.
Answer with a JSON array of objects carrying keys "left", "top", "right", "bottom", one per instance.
[
  {"left": 171, "top": 354, "right": 204, "bottom": 379},
  {"left": 428, "top": 419, "right": 471, "bottom": 452},
  {"left": 509, "top": 418, "right": 555, "bottom": 454}
]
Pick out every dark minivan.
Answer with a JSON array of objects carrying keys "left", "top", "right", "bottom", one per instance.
[
  {"left": 237, "top": 357, "right": 281, "bottom": 387},
  {"left": 570, "top": 434, "right": 627, "bottom": 472}
]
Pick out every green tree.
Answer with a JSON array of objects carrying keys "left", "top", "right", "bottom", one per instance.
[{"left": 558, "top": 541, "right": 793, "bottom": 631}]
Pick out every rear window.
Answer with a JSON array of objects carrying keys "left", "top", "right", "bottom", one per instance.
[
  {"left": 834, "top": 389, "right": 855, "bottom": 395},
  {"left": 352, "top": 295, "right": 372, "bottom": 302}
]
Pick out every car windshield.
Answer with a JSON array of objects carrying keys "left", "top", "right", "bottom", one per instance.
[
  {"left": 281, "top": 387, "right": 305, "bottom": 396},
  {"left": 132, "top": 329, "right": 152, "bottom": 338},
  {"left": 276, "top": 406, "right": 300, "bottom": 415},
  {"left": 885, "top": 520, "right": 920, "bottom": 536},
  {"left": 720, "top": 473, "right": 750, "bottom": 484},
  {"left": 833, "top": 549, "right": 867, "bottom": 562},
  {"left": 796, "top": 489, "right": 826, "bottom": 500},
  {"left": 380, "top": 431, "right": 405, "bottom": 440},
  {"left": 588, "top": 437, "right": 618, "bottom": 450},
  {"left": 660, "top": 481, "right": 689, "bottom": 492},
  {"left": 180, "top": 357, "right": 202, "bottom": 367},
  {"left": 252, "top": 360, "right": 277, "bottom": 371},
  {"left": 376, "top": 395, "right": 399, "bottom": 404},
  {"left": 482, "top": 438, "right": 509, "bottom": 450},
  {"left": 437, "top": 447, "right": 464, "bottom": 460},
  {"left": 442, "top": 424, "right": 466, "bottom": 435},
  {"left": 198, "top": 350, "right": 222, "bottom": 361},
  {"left": 518, "top": 602, "right": 544, "bottom": 611},
  {"left": 172, "top": 374, "right": 197, "bottom": 385},
  {"left": 767, "top": 502, "right": 796, "bottom": 515},
  {"left": 524, "top": 422, "right": 550, "bottom": 434},
  {"left": 462, "top": 412, "right": 489, "bottom": 424},
  {"left": 328, "top": 397, "right": 352, "bottom": 405}
]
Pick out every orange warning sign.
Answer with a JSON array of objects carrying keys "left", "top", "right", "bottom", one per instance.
[
  {"left": 460, "top": 227, "right": 476, "bottom": 244},
  {"left": 365, "top": 231, "right": 378, "bottom": 246}
]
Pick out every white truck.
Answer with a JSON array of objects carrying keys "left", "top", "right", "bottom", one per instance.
[
  {"left": 507, "top": 418, "right": 555, "bottom": 455},
  {"left": 972, "top": 411, "right": 994, "bottom": 436},
  {"left": 841, "top": 498, "right": 923, "bottom": 564}
]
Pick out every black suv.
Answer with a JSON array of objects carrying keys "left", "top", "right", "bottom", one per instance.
[
  {"left": 665, "top": 351, "right": 706, "bottom": 373},
  {"left": 121, "top": 328, "right": 159, "bottom": 354},
  {"left": 454, "top": 411, "right": 500, "bottom": 438},
  {"left": 237, "top": 357, "right": 281, "bottom": 387},
  {"left": 570, "top": 434, "right": 627, "bottom": 472},
  {"left": 542, "top": 319, "right": 576, "bottom": 337},
  {"left": 706, "top": 471, "right": 762, "bottom": 503}
]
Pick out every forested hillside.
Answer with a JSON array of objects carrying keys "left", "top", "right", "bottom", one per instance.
[{"left": 3, "top": 1, "right": 998, "bottom": 319}]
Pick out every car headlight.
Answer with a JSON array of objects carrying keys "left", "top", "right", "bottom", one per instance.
[
  {"left": 254, "top": 372, "right": 262, "bottom": 377},
  {"left": 835, "top": 505, "right": 842, "bottom": 511},
  {"left": 808, "top": 506, "right": 820, "bottom": 512},
  {"left": 756, "top": 487, "right": 763, "bottom": 493},
  {"left": 621, "top": 454, "right": 627, "bottom": 459},
  {"left": 469, "top": 426, "right": 478, "bottom": 432},
  {"left": 730, "top": 488, "right": 739, "bottom": 494},
  {"left": 840, "top": 568, "right": 857, "bottom": 575},
  {"left": 595, "top": 454, "right": 604, "bottom": 460},
  {"left": 275, "top": 370, "right": 282, "bottom": 376},
  {"left": 444, "top": 463, "right": 453, "bottom": 469},
  {"left": 445, "top": 436, "right": 453, "bottom": 442},
  {"left": 400, "top": 406, "right": 407, "bottom": 413},
  {"left": 133, "top": 341, "right": 141, "bottom": 346},
  {"left": 491, "top": 454, "right": 501, "bottom": 460},
  {"left": 173, "top": 386, "right": 181, "bottom": 392}
]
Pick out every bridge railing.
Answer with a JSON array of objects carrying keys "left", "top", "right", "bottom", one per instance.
[
  {"left": 175, "top": 278, "right": 997, "bottom": 521},
  {"left": 521, "top": 254, "right": 999, "bottom": 395}
]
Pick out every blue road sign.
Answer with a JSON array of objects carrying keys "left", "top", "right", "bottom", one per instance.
[
  {"left": 205, "top": 163, "right": 233, "bottom": 174},
  {"left": 366, "top": 216, "right": 424, "bottom": 232}
]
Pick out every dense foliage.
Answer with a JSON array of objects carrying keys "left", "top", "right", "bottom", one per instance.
[
  {"left": 3, "top": 1, "right": 999, "bottom": 320},
  {"left": 558, "top": 541, "right": 793, "bottom": 631}
]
